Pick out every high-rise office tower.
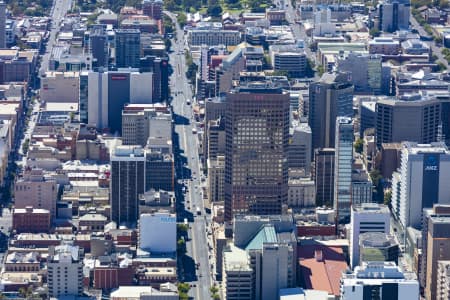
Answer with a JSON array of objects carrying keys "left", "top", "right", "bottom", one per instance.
[
  {"left": 391, "top": 142, "right": 450, "bottom": 229},
  {"left": 110, "top": 146, "right": 146, "bottom": 225},
  {"left": 334, "top": 117, "right": 354, "bottom": 222},
  {"left": 313, "top": 148, "right": 335, "bottom": 207},
  {"left": 0, "top": 2, "right": 5, "bottom": 49},
  {"left": 140, "top": 55, "right": 169, "bottom": 102},
  {"left": 375, "top": 95, "right": 441, "bottom": 148},
  {"left": 379, "top": 0, "right": 410, "bottom": 32},
  {"left": 288, "top": 123, "right": 312, "bottom": 176},
  {"left": 224, "top": 83, "right": 290, "bottom": 221},
  {"left": 79, "top": 71, "right": 89, "bottom": 123},
  {"left": 422, "top": 205, "right": 450, "bottom": 300},
  {"left": 87, "top": 70, "right": 153, "bottom": 133},
  {"left": 115, "top": 29, "right": 141, "bottom": 68},
  {"left": 90, "top": 25, "right": 109, "bottom": 69},
  {"left": 308, "top": 72, "right": 353, "bottom": 151},
  {"left": 336, "top": 52, "right": 383, "bottom": 94}
]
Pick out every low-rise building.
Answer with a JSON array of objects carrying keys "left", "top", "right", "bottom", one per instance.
[
  {"left": 340, "top": 262, "right": 419, "bottom": 300},
  {"left": 187, "top": 23, "right": 241, "bottom": 46},
  {"left": 368, "top": 37, "right": 400, "bottom": 55},
  {"left": 288, "top": 178, "right": 315, "bottom": 208},
  {"left": 14, "top": 168, "right": 58, "bottom": 220},
  {"left": 401, "top": 39, "right": 430, "bottom": 55},
  {"left": 78, "top": 213, "right": 108, "bottom": 233},
  {"left": 40, "top": 71, "right": 80, "bottom": 103},
  {"left": 4, "top": 252, "right": 40, "bottom": 272},
  {"left": 111, "top": 284, "right": 178, "bottom": 300},
  {"left": 12, "top": 207, "right": 51, "bottom": 234}
]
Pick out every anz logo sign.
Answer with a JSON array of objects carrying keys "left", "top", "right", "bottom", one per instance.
[{"left": 424, "top": 155, "right": 439, "bottom": 172}]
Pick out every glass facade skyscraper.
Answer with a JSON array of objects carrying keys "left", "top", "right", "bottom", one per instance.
[
  {"left": 115, "top": 29, "right": 141, "bottom": 68},
  {"left": 334, "top": 117, "right": 354, "bottom": 223}
]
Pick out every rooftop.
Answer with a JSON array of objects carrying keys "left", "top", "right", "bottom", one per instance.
[
  {"left": 298, "top": 245, "right": 348, "bottom": 296},
  {"left": 403, "top": 142, "right": 449, "bottom": 154},
  {"left": 245, "top": 225, "right": 277, "bottom": 251},
  {"left": 111, "top": 285, "right": 177, "bottom": 298},
  {"left": 224, "top": 244, "right": 252, "bottom": 272},
  {"left": 352, "top": 203, "right": 390, "bottom": 214}
]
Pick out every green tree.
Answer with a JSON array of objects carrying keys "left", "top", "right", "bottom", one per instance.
[
  {"left": 177, "top": 13, "right": 187, "bottom": 27},
  {"left": 384, "top": 190, "right": 392, "bottom": 206},
  {"left": 271, "top": 70, "right": 289, "bottom": 77},
  {"left": 207, "top": 4, "right": 223, "bottom": 17},
  {"left": 210, "top": 285, "right": 220, "bottom": 300},
  {"left": 354, "top": 138, "right": 364, "bottom": 154},
  {"left": 177, "top": 238, "right": 186, "bottom": 255},
  {"left": 177, "top": 223, "right": 189, "bottom": 233},
  {"left": 210, "top": 285, "right": 219, "bottom": 294},
  {"left": 370, "top": 169, "right": 384, "bottom": 203},
  {"left": 437, "top": 61, "right": 447, "bottom": 71},
  {"left": 22, "top": 138, "right": 30, "bottom": 155},
  {"left": 305, "top": 58, "right": 315, "bottom": 78},
  {"left": 178, "top": 282, "right": 191, "bottom": 299},
  {"left": 317, "top": 65, "right": 325, "bottom": 77},
  {"left": 18, "top": 286, "right": 33, "bottom": 298},
  {"left": 369, "top": 28, "right": 381, "bottom": 37},
  {"left": 164, "top": 0, "right": 178, "bottom": 10},
  {"left": 165, "top": 38, "right": 172, "bottom": 51},
  {"left": 186, "top": 63, "right": 198, "bottom": 83},
  {"left": 163, "top": 15, "right": 174, "bottom": 33}
]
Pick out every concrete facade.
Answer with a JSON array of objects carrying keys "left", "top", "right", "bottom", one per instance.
[
  {"left": 40, "top": 71, "right": 80, "bottom": 103},
  {"left": 350, "top": 204, "right": 390, "bottom": 268},
  {"left": 14, "top": 168, "right": 58, "bottom": 220}
]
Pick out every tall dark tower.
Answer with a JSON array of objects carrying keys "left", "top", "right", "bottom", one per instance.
[
  {"left": 110, "top": 146, "right": 146, "bottom": 226},
  {"left": 115, "top": 29, "right": 141, "bottom": 68},
  {"left": 224, "top": 82, "right": 290, "bottom": 221}
]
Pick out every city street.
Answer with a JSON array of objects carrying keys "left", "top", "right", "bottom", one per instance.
[
  {"left": 165, "top": 11, "right": 213, "bottom": 300},
  {"left": 16, "top": 0, "right": 73, "bottom": 170},
  {"left": 410, "top": 16, "right": 449, "bottom": 69},
  {"left": 40, "top": 0, "right": 73, "bottom": 76}
]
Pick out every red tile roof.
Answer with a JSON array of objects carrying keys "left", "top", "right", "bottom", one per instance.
[{"left": 298, "top": 245, "right": 348, "bottom": 296}]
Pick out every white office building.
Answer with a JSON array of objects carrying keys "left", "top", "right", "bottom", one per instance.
[
  {"left": 391, "top": 142, "right": 450, "bottom": 229},
  {"left": 350, "top": 204, "right": 390, "bottom": 268},
  {"left": 87, "top": 70, "right": 153, "bottom": 132},
  {"left": 47, "top": 244, "right": 83, "bottom": 297},
  {"left": 334, "top": 117, "right": 354, "bottom": 222},
  {"left": 341, "top": 262, "right": 419, "bottom": 300},
  {"left": 140, "top": 212, "right": 176, "bottom": 253}
]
